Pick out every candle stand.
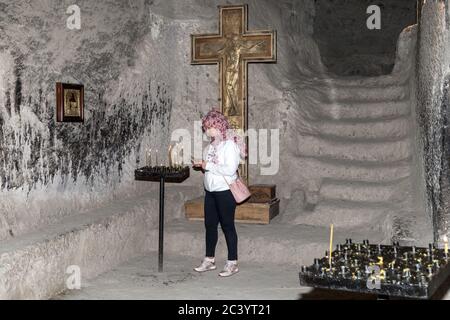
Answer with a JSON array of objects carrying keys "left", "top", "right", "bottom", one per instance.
[
  {"left": 135, "top": 166, "right": 190, "bottom": 272},
  {"left": 299, "top": 240, "right": 450, "bottom": 299}
]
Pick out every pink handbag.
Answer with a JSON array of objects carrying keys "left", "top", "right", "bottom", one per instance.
[{"left": 222, "top": 170, "right": 251, "bottom": 204}]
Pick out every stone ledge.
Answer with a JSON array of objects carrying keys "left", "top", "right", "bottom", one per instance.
[
  {"left": 0, "top": 192, "right": 160, "bottom": 299},
  {"left": 162, "top": 221, "right": 385, "bottom": 266}
]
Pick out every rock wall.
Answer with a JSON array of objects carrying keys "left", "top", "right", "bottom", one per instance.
[
  {"left": 0, "top": 0, "right": 324, "bottom": 240},
  {"left": 0, "top": 0, "right": 436, "bottom": 245},
  {"left": 0, "top": 0, "right": 176, "bottom": 240},
  {"left": 415, "top": 0, "right": 450, "bottom": 243}
]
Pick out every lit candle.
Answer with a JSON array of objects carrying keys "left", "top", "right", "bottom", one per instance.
[
  {"left": 146, "top": 148, "right": 152, "bottom": 167},
  {"left": 444, "top": 235, "right": 448, "bottom": 257},
  {"left": 329, "top": 224, "right": 334, "bottom": 268},
  {"left": 168, "top": 144, "right": 173, "bottom": 167},
  {"left": 176, "top": 143, "right": 180, "bottom": 168},
  {"left": 172, "top": 143, "right": 177, "bottom": 168},
  {"left": 180, "top": 144, "right": 184, "bottom": 167}
]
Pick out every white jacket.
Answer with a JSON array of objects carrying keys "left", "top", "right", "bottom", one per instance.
[{"left": 203, "top": 140, "right": 240, "bottom": 192}]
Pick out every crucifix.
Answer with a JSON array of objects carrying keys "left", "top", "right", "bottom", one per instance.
[{"left": 191, "top": 4, "right": 277, "bottom": 184}]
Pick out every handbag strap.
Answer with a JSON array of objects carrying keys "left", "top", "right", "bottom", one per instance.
[
  {"left": 221, "top": 175, "right": 231, "bottom": 187},
  {"left": 221, "top": 168, "right": 239, "bottom": 186}
]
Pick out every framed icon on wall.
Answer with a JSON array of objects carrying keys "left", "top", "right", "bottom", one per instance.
[{"left": 56, "top": 82, "right": 84, "bottom": 122}]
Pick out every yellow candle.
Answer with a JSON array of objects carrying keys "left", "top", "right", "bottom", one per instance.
[
  {"left": 146, "top": 148, "right": 151, "bottom": 167},
  {"left": 168, "top": 145, "right": 173, "bottom": 167},
  {"left": 174, "top": 143, "right": 179, "bottom": 167},
  {"left": 329, "top": 224, "right": 334, "bottom": 268},
  {"left": 180, "top": 145, "right": 184, "bottom": 167},
  {"left": 444, "top": 235, "right": 448, "bottom": 255}
]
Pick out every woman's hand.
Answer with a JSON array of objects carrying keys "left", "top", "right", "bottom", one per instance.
[
  {"left": 192, "top": 160, "right": 207, "bottom": 170},
  {"left": 192, "top": 159, "right": 206, "bottom": 168}
]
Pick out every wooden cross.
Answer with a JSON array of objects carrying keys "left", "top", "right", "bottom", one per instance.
[{"left": 191, "top": 4, "right": 277, "bottom": 184}]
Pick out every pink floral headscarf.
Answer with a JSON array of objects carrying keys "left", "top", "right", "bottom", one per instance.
[{"left": 201, "top": 108, "right": 247, "bottom": 160}]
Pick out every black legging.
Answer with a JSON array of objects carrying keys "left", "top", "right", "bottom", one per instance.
[{"left": 204, "top": 189, "right": 238, "bottom": 260}]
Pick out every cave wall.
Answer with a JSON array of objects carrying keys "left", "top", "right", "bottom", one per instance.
[
  {"left": 0, "top": 0, "right": 177, "bottom": 239},
  {"left": 1, "top": 0, "right": 439, "bottom": 245},
  {"left": 0, "top": 0, "right": 324, "bottom": 240},
  {"left": 415, "top": 0, "right": 450, "bottom": 243}
]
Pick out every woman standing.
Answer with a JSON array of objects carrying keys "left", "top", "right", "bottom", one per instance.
[{"left": 192, "top": 109, "right": 247, "bottom": 277}]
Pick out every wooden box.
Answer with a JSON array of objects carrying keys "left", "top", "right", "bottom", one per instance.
[
  {"left": 248, "top": 184, "right": 276, "bottom": 203},
  {"left": 185, "top": 196, "right": 280, "bottom": 224}
]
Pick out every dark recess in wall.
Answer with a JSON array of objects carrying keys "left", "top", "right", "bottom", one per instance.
[{"left": 313, "top": 0, "right": 417, "bottom": 76}]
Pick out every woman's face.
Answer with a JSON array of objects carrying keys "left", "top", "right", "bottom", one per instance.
[{"left": 206, "top": 127, "right": 220, "bottom": 138}]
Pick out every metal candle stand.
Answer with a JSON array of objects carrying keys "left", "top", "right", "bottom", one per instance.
[
  {"left": 299, "top": 239, "right": 450, "bottom": 299},
  {"left": 135, "top": 166, "right": 190, "bottom": 272}
]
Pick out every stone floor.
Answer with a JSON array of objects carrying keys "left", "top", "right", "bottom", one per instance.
[{"left": 54, "top": 252, "right": 450, "bottom": 300}]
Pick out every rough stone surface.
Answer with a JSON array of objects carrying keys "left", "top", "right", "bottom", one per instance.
[
  {"left": 53, "top": 254, "right": 313, "bottom": 300},
  {"left": 0, "top": 0, "right": 427, "bottom": 243},
  {"left": 53, "top": 252, "right": 450, "bottom": 300},
  {"left": 440, "top": 75, "right": 450, "bottom": 240},
  {"left": 0, "top": 0, "right": 448, "bottom": 300},
  {"left": 415, "top": 0, "right": 450, "bottom": 243},
  {"left": 161, "top": 220, "right": 386, "bottom": 266},
  {"left": 0, "top": 0, "right": 176, "bottom": 240},
  {"left": 0, "top": 193, "right": 152, "bottom": 299},
  {"left": 0, "top": 185, "right": 202, "bottom": 299},
  {"left": 281, "top": 24, "right": 430, "bottom": 244}
]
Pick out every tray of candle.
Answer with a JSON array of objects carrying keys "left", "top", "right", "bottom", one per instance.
[
  {"left": 299, "top": 240, "right": 450, "bottom": 299},
  {"left": 135, "top": 166, "right": 190, "bottom": 183}
]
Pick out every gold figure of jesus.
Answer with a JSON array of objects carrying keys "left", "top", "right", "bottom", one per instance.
[{"left": 218, "top": 35, "right": 265, "bottom": 116}]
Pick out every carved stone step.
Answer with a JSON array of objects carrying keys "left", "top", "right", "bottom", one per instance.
[
  {"left": 329, "top": 85, "right": 410, "bottom": 102},
  {"left": 319, "top": 178, "right": 410, "bottom": 203},
  {"left": 298, "top": 157, "right": 411, "bottom": 183},
  {"left": 316, "top": 100, "right": 411, "bottom": 121},
  {"left": 305, "top": 116, "right": 410, "bottom": 140},
  {"left": 295, "top": 136, "right": 411, "bottom": 162},
  {"left": 292, "top": 199, "right": 393, "bottom": 228}
]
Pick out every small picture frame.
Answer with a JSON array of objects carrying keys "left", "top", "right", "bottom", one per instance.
[{"left": 56, "top": 82, "right": 84, "bottom": 122}]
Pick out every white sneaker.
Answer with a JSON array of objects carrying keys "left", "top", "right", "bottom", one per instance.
[
  {"left": 194, "top": 258, "right": 217, "bottom": 272},
  {"left": 219, "top": 261, "right": 239, "bottom": 277}
]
